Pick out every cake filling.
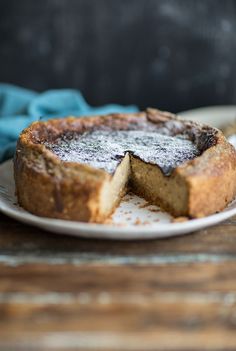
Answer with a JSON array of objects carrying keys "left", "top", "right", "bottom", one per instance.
[{"left": 45, "top": 130, "right": 200, "bottom": 176}]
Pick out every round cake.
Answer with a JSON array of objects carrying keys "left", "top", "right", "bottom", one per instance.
[{"left": 14, "top": 108, "right": 236, "bottom": 222}]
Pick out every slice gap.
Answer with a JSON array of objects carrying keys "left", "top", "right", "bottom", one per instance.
[{"left": 112, "top": 193, "right": 173, "bottom": 226}]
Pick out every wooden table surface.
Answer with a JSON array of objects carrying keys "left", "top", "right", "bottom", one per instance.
[{"left": 0, "top": 212, "right": 236, "bottom": 351}]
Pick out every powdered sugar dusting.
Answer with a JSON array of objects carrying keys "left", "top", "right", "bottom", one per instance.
[{"left": 45, "top": 130, "right": 200, "bottom": 175}]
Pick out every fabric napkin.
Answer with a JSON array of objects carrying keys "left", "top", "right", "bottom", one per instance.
[{"left": 0, "top": 83, "right": 138, "bottom": 163}]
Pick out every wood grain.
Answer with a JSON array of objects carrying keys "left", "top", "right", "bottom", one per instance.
[
  {"left": 1, "top": 212, "right": 236, "bottom": 350},
  {"left": 1, "top": 212, "right": 236, "bottom": 255},
  {"left": 1, "top": 262, "right": 236, "bottom": 294}
]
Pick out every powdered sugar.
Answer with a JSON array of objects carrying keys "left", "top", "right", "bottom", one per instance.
[{"left": 45, "top": 130, "right": 200, "bottom": 175}]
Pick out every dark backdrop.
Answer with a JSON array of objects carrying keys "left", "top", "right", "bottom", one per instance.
[{"left": 1, "top": 0, "right": 236, "bottom": 112}]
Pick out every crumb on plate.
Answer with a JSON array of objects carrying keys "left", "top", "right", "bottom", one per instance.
[{"left": 172, "top": 216, "right": 189, "bottom": 223}]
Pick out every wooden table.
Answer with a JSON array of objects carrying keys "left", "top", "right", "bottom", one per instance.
[{"left": 0, "top": 212, "right": 236, "bottom": 351}]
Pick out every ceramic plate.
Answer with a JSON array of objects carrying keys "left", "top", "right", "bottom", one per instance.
[{"left": 179, "top": 105, "right": 236, "bottom": 129}]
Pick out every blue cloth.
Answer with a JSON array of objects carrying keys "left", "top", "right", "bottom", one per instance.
[{"left": 0, "top": 83, "right": 138, "bottom": 162}]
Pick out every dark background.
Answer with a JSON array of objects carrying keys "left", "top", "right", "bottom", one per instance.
[{"left": 0, "top": 0, "right": 236, "bottom": 112}]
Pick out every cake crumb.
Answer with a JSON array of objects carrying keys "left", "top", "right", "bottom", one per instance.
[
  {"left": 172, "top": 216, "right": 189, "bottom": 223},
  {"left": 122, "top": 197, "right": 132, "bottom": 202},
  {"left": 139, "top": 201, "right": 150, "bottom": 208},
  {"left": 103, "top": 218, "right": 114, "bottom": 225},
  {"left": 134, "top": 218, "right": 142, "bottom": 225},
  {"left": 134, "top": 219, "right": 151, "bottom": 225},
  {"left": 148, "top": 208, "right": 161, "bottom": 213},
  {"left": 115, "top": 223, "right": 124, "bottom": 227}
]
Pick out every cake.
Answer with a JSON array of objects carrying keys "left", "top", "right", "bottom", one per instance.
[{"left": 14, "top": 108, "right": 236, "bottom": 222}]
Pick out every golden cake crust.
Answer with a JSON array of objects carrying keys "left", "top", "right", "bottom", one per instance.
[{"left": 14, "top": 108, "right": 236, "bottom": 222}]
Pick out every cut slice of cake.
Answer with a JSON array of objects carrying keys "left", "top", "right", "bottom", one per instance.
[{"left": 14, "top": 108, "right": 236, "bottom": 222}]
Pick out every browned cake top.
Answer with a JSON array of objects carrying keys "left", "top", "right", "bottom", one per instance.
[{"left": 28, "top": 109, "right": 218, "bottom": 176}]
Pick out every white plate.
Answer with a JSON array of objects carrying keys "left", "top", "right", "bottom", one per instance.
[
  {"left": 1, "top": 157, "right": 236, "bottom": 240},
  {"left": 179, "top": 105, "right": 236, "bottom": 129}
]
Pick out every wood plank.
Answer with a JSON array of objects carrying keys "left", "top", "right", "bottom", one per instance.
[
  {"left": 1, "top": 292, "right": 236, "bottom": 333},
  {"left": 0, "top": 296, "right": 236, "bottom": 350},
  {"left": 0, "top": 262, "right": 236, "bottom": 294},
  {"left": 0, "top": 330, "right": 235, "bottom": 351},
  {"left": 1, "top": 213, "right": 236, "bottom": 350},
  {"left": 1, "top": 213, "right": 236, "bottom": 257}
]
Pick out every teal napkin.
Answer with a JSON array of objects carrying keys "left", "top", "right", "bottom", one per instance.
[{"left": 0, "top": 84, "right": 138, "bottom": 162}]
